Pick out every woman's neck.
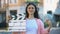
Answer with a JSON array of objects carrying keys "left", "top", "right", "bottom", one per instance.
[{"left": 28, "top": 14, "right": 34, "bottom": 19}]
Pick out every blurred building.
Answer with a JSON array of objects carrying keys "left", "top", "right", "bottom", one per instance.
[
  {"left": 8, "top": 0, "right": 43, "bottom": 20},
  {"left": 0, "top": 0, "right": 43, "bottom": 23},
  {"left": 0, "top": 0, "right": 8, "bottom": 29},
  {"left": 54, "top": 0, "right": 60, "bottom": 27}
]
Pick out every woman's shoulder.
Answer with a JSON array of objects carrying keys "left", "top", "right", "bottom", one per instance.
[
  {"left": 36, "top": 18, "right": 42, "bottom": 21},
  {"left": 36, "top": 18, "right": 44, "bottom": 26},
  {"left": 36, "top": 18, "right": 43, "bottom": 23}
]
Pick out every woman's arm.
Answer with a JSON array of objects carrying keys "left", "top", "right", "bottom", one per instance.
[
  {"left": 20, "top": 32, "right": 26, "bottom": 34},
  {"left": 12, "top": 32, "right": 26, "bottom": 34},
  {"left": 45, "top": 20, "right": 52, "bottom": 32},
  {"left": 40, "top": 19, "right": 52, "bottom": 34}
]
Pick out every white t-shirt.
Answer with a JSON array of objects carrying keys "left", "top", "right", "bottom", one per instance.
[{"left": 26, "top": 18, "right": 38, "bottom": 34}]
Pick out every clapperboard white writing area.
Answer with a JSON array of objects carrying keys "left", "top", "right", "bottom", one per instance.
[
  {"left": 8, "top": 10, "right": 26, "bottom": 32},
  {"left": 9, "top": 20, "right": 26, "bottom": 32}
]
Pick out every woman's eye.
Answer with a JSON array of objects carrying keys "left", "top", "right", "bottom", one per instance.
[
  {"left": 32, "top": 7, "right": 34, "bottom": 9},
  {"left": 28, "top": 7, "right": 31, "bottom": 9},
  {"left": 28, "top": 7, "right": 34, "bottom": 9}
]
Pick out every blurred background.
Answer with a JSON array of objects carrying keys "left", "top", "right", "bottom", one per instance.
[{"left": 0, "top": 0, "right": 60, "bottom": 34}]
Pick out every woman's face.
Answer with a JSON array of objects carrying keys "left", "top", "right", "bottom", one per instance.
[{"left": 27, "top": 5, "right": 35, "bottom": 15}]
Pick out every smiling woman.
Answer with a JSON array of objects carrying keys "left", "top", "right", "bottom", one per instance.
[{"left": 19, "top": 3, "right": 51, "bottom": 34}]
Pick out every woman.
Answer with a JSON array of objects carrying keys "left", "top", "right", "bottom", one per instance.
[
  {"left": 21, "top": 3, "right": 52, "bottom": 34},
  {"left": 13, "top": 3, "right": 52, "bottom": 34}
]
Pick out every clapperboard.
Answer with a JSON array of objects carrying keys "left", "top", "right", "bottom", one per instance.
[{"left": 8, "top": 13, "right": 26, "bottom": 32}]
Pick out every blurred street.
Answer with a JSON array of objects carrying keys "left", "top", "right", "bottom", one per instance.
[{"left": 49, "top": 27, "right": 60, "bottom": 34}]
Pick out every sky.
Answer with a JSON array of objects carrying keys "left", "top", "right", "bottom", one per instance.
[{"left": 43, "top": 0, "right": 59, "bottom": 14}]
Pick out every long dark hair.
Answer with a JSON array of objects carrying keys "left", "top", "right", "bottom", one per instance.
[{"left": 25, "top": 3, "right": 39, "bottom": 19}]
